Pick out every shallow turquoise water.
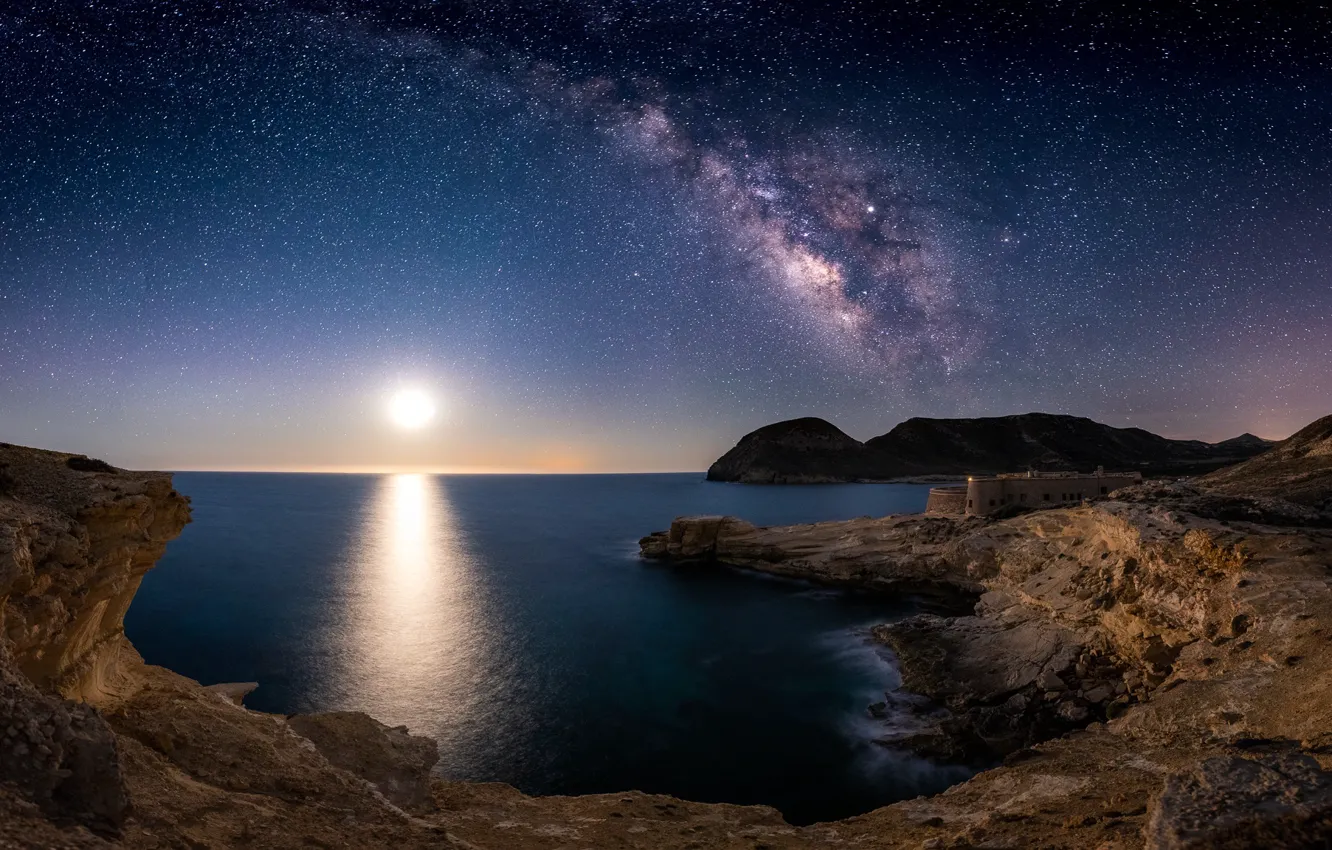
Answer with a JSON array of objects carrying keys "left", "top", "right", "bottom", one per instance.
[{"left": 126, "top": 472, "right": 969, "bottom": 824}]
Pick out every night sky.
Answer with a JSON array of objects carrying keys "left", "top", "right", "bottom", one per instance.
[{"left": 2, "top": 2, "right": 1330, "bottom": 472}]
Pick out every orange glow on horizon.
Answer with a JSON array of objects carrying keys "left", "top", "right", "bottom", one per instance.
[
  {"left": 164, "top": 462, "right": 704, "bottom": 474},
  {"left": 161, "top": 438, "right": 697, "bottom": 474}
]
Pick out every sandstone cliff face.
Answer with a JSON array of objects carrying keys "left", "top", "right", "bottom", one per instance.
[
  {"left": 0, "top": 447, "right": 465, "bottom": 847},
  {"left": 0, "top": 445, "right": 192, "bottom": 835},
  {"left": 0, "top": 446, "right": 851, "bottom": 849},
  {"left": 0, "top": 445, "right": 192, "bottom": 702}
]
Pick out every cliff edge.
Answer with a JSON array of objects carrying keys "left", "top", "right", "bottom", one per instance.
[
  {"left": 0, "top": 446, "right": 805, "bottom": 849},
  {"left": 0, "top": 444, "right": 192, "bottom": 702},
  {"left": 0, "top": 443, "right": 191, "bottom": 839},
  {"left": 0, "top": 445, "right": 835, "bottom": 848}
]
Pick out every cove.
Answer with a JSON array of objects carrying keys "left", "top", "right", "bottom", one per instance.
[{"left": 126, "top": 472, "right": 973, "bottom": 825}]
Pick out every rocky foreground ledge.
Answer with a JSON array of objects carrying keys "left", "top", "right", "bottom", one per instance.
[
  {"left": 7, "top": 423, "right": 1332, "bottom": 848},
  {"left": 640, "top": 466, "right": 1332, "bottom": 847}
]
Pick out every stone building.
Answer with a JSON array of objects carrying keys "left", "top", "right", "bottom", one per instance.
[
  {"left": 924, "top": 485, "right": 968, "bottom": 515},
  {"left": 926, "top": 468, "right": 1142, "bottom": 517}
]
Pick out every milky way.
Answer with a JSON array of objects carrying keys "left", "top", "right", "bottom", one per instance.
[
  {"left": 1, "top": 2, "right": 1330, "bottom": 470},
  {"left": 547, "top": 76, "right": 983, "bottom": 373}
]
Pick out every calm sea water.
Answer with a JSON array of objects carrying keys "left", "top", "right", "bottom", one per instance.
[{"left": 126, "top": 473, "right": 970, "bottom": 824}]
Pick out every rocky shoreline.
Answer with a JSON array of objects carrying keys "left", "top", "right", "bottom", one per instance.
[
  {"left": 639, "top": 419, "right": 1332, "bottom": 846},
  {"left": 6, "top": 417, "right": 1332, "bottom": 847}
]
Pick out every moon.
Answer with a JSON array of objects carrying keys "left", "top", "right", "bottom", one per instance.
[{"left": 388, "top": 389, "right": 436, "bottom": 429}]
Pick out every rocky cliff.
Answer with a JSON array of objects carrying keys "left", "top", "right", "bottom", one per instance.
[
  {"left": 706, "top": 412, "right": 1273, "bottom": 483},
  {"left": 0, "top": 443, "right": 193, "bottom": 836}
]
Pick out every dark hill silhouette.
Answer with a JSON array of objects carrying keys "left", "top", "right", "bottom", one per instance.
[
  {"left": 1202, "top": 414, "right": 1332, "bottom": 509},
  {"left": 703, "top": 417, "right": 871, "bottom": 484},
  {"left": 706, "top": 413, "right": 1274, "bottom": 483}
]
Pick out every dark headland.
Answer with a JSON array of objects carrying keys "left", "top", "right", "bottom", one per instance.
[{"left": 706, "top": 412, "right": 1274, "bottom": 483}]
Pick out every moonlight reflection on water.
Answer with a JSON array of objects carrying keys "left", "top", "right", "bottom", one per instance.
[{"left": 338, "top": 474, "right": 493, "bottom": 742}]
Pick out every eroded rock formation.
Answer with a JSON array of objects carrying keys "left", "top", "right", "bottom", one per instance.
[
  {"left": 642, "top": 464, "right": 1332, "bottom": 847},
  {"left": 0, "top": 444, "right": 191, "bottom": 836},
  {"left": 0, "top": 447, "right": 191, "bottom": 702}
]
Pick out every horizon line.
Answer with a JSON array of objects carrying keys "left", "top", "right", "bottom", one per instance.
[{"left": 162, "top": 466, "right": 710, "bottom": 475}]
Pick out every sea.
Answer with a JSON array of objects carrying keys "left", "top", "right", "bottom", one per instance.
[{"left": 125, "top": 472, "right": 973, "bottom": 825}]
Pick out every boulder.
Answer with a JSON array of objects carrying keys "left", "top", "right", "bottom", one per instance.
[
  {"left": 0, "top": 651, "right": 126, "bottom": 835},
  {"left": 286, "top": 711, "right": 440, "bottom": 810},
  {"left": 1146, "top": 753, "right": 1332, "bottom": 849}
]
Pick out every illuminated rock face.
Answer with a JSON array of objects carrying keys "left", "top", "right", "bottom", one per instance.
[
  {"left": 639, "top": 458, "right": 1332, "bottom": 846},
  {"left": 0, "top": 445, "right": 190, "bottom": 836},
  {"left": 0, "top": 444, "right": 192, "bottom": 701},
  {"left": 0, "top": 446, "right": 456, "bottom": 846}
]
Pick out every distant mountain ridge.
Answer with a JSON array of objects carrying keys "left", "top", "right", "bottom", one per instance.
[{"left": 706, "top": 413, "right": 1275, "bottom": 484}]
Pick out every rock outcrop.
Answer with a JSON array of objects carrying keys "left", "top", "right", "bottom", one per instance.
[
  {"left": 1145, "top": 753, "right": 1332, "bottom": 849},
  {"left": 286, "top": 711, "right": 440, "bottom": 809},
  {"left": 0, "top": 445, "right": 191, "bottom": 702},
  {"left": 706, "top": 412, "right": 1274, "bottom": 483},
  {"left": 638, "top": 511, "right": 984, "bottom": 592},
  {"left": 644, "top": 440, "right": 1332, "bottom": 847},
  {"left": 0, "top": 643, "right": 126, "bottom": 836},
  {"left": 0, "top": 443, "right": 192, "bottom": 835},
  {"left": 0, "top": 445, "right": 826, "bottom": 848}
]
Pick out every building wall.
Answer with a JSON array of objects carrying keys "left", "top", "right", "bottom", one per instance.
[
  {"left": 925, "top": 486, "right": 968, "bottom": 515},
  {"left": 965, "top": 473, "right": 1141, "bottom": 516}
]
